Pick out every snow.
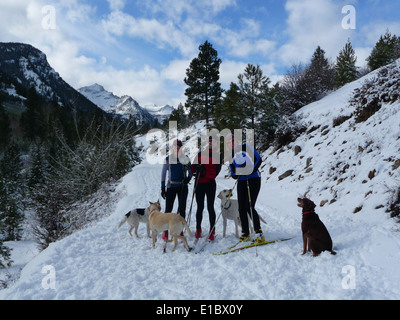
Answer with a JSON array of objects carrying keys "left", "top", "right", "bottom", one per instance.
[
  {"left": 79, "top": 84, "right": 159, "bottom": 123},
  {"left": 2, "top": 65, "right": 400, "bottom": 300},
  {"left": 78, "top": 84, "right": 120, "bottom": 112}
]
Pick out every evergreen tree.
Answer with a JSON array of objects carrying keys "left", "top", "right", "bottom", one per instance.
[
  {"left": 20, "top": 87, "right": 43, "bottom": 140},
  {"left": 0, "top": 219, "right": 12, "bottom": 268},
  {"left": 168, "top": 103, "right": 188, "bottom": 129},
  {"left": 238, "top": 64, "right": 274, "bottom": 129},
  {"left": 0, "top": 143, "right": 24, "bottom": 241},
  {"left": 302, "top": 46, "right": 335, "bottom": 102},
  {"left": 184, "top": 41, "right": 223, "bottom": 125},
  {"left": 0, "top": 99, "right": 11, "bottom": 149},
  {"left": 27, "top": 143, "right": 51, "bottom": 191},
  {"left": 367, "top": 30, "right": 400, "bottom": 71},
  {"left": 214, "top": 82, "right": 244, "bottom": 131},
  {"left": 238, "top": 64, "right": 278, "bottom": 148},
  {"left": 335, "top": 39, "right": 358, "bottom": 87}
]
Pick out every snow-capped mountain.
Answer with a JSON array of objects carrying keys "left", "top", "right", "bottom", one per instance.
[
  {"left": 79, "top": 84, "right": 155, "bottom": 125},
  {"left": 144, "top": 103, "right": 175, "bottom": 123},
  {"left": 0, "top": 42, "right": 99, "bottom": 113}
]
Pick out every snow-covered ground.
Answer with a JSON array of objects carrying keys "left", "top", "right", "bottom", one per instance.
[
  {"left": 1, "top": 158, "right": 400, "bottom": 299},
  {"left": 1, "top": 62, "right": 400, "bottom": 300}
]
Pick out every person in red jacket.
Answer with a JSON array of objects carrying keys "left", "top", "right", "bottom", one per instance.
[{"left": 191, "top": 137, "right": 222, "bottom": 241}]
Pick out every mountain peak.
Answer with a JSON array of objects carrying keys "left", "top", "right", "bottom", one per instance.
[
  {"left": 0, "top": 42, "right": 100, "bottom": 113},
  {"left": 79, "top": 84, "right": 155, "bottom": 124}
]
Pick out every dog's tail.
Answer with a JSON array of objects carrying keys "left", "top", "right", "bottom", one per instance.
[
  {"left": 182, "top": 219, "right": 194, "bottom": 238},
  {"left": 118, "top": 212, "right": 130, "bottom": 229}
]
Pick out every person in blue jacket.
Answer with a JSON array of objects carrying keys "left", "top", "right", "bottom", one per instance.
[
  {"left": 226, "top": 135, "right": 264, "bottom": 243},
  {"left": 161, "top": 139, "right": 192, "bottom": 240}
]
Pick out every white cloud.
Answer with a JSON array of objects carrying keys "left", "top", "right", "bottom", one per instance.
[
  {"left": 161, "top": 59, "right": 191, "bottom": 83},
  {"left": 202, "top": 0, "right": 237, "bottom": 15},
  {"left": 107, "top": 0, "right": 126, "bottom": 12},
  {"left": 279, "top": 0, "right": 350, "bottom": 64},
  {"left": 101, "top": 11, "right": 197, "bottom": 57}
]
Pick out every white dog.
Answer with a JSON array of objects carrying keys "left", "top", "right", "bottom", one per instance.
[
  {"left": 118, "top": 207, "right": 151, "bottom": 238},
  {"left": 217, "top": 189, "right": 268, "bottom": 238}
]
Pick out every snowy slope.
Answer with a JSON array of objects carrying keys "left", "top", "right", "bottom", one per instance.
[{"left": 2, "top": 64, "right": 400, "bottom": 300}]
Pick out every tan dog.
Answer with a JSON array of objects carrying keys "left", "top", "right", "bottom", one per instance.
[{"left": 148, "top": 201, "right": 194, "bottom": 253}]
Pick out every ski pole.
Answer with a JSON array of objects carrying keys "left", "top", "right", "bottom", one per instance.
[{"left": 187, "top": 172, "right": 200, "bottom": 227}]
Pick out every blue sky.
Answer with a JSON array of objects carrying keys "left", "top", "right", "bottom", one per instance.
[{"left": 1, "top": 0, "right": 400, "bottom": 107}]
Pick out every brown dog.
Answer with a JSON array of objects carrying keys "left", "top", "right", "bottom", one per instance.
[{"left": 297, "top": 198, "right": 337, "bottom": 257}]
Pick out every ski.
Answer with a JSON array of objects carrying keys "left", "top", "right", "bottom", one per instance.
[
  {"left": 212, "top": 238, "right": 292, "bottom": 256},
  {"left": 193, "top": 239, "right": 211, "bottom": 254},
  {"left": 193, "top": 235, "right": 217, "bottom": 254}
]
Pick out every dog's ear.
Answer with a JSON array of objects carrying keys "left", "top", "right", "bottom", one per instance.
[
  {"left": 149, "top": 201, "right": 153, "bottom": 205},
  {"left": 304, "top": 198, "right": 316, "bottom": 210}
]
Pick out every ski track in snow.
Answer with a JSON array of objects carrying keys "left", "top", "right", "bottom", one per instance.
[{"left": 1, "top": 159, "right": 400, "bottom": 300}]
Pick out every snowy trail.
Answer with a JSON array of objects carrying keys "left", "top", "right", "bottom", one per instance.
[{"left": 2, "top": 159, "right": 400, "bottom": 300}]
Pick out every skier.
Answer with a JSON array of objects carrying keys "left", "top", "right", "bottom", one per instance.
[
  {"left": 191, "top": 136, "right": 222, "bottom": 241},
  {"left": 226, "top": 134, "right": 264, "bottom": 243},
  {"left": 161, "top": 139, "right": 192, "bottom": 241}
]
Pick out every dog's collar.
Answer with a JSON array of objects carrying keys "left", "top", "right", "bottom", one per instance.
[
  {"left": 302, "top": 211, "right": 314, "bottom": 215},
  {"left": 223, "top": 200, "right": 232, "bottom": 210}
]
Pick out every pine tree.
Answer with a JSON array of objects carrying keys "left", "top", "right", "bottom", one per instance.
[
  {"left": 238, "top": 64, "right": 273, "bottom": 129},
  {"left": 0, "top": 143, "right": 24, "bottom": 241},
  {"left": 214, "top": 82, "right": 244, "bottom": 131},
  {"left": 335, "top": 39, "right": 358, "bottom": 87},
  {"left": 184, "top": 41, "right": 223, "bottom": 125},
  {"left": 0, "top": 99, "right": 11, "bottom": 150},
  {"left": 367, "top": 30, "right": 400, "bottom": 71},
  {"left": 302, "top": 46, "right": 335, "bottom": 102},
  {"left": 20, "top": 87, "right": 42, "bottom": 140},
  {"left": 237, "top": 64, "right": 278, "bottom": 148},
  {"left": 168, "top": 103, "right": 188, "bottom": 129},
  {"left": 0, "top": 218, "right": 12, "bottom": 268}
]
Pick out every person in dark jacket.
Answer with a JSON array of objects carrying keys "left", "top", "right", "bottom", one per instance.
[
  {"left": 191, "top": 137, "right": 222, "bottom": 241},
  {"left": 226, "top": 135, "right": 264, "bottom": 243},
  {"left": 161, "top": 139, "right": 192, "bottom": 240}
]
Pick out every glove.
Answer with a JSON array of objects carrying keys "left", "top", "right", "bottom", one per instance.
[
  {"left": 183, "top": 177, "right": 191, "bottom": 185},
  {"left": 161, "top": 187, "right": 166, "bottom": 200}
]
